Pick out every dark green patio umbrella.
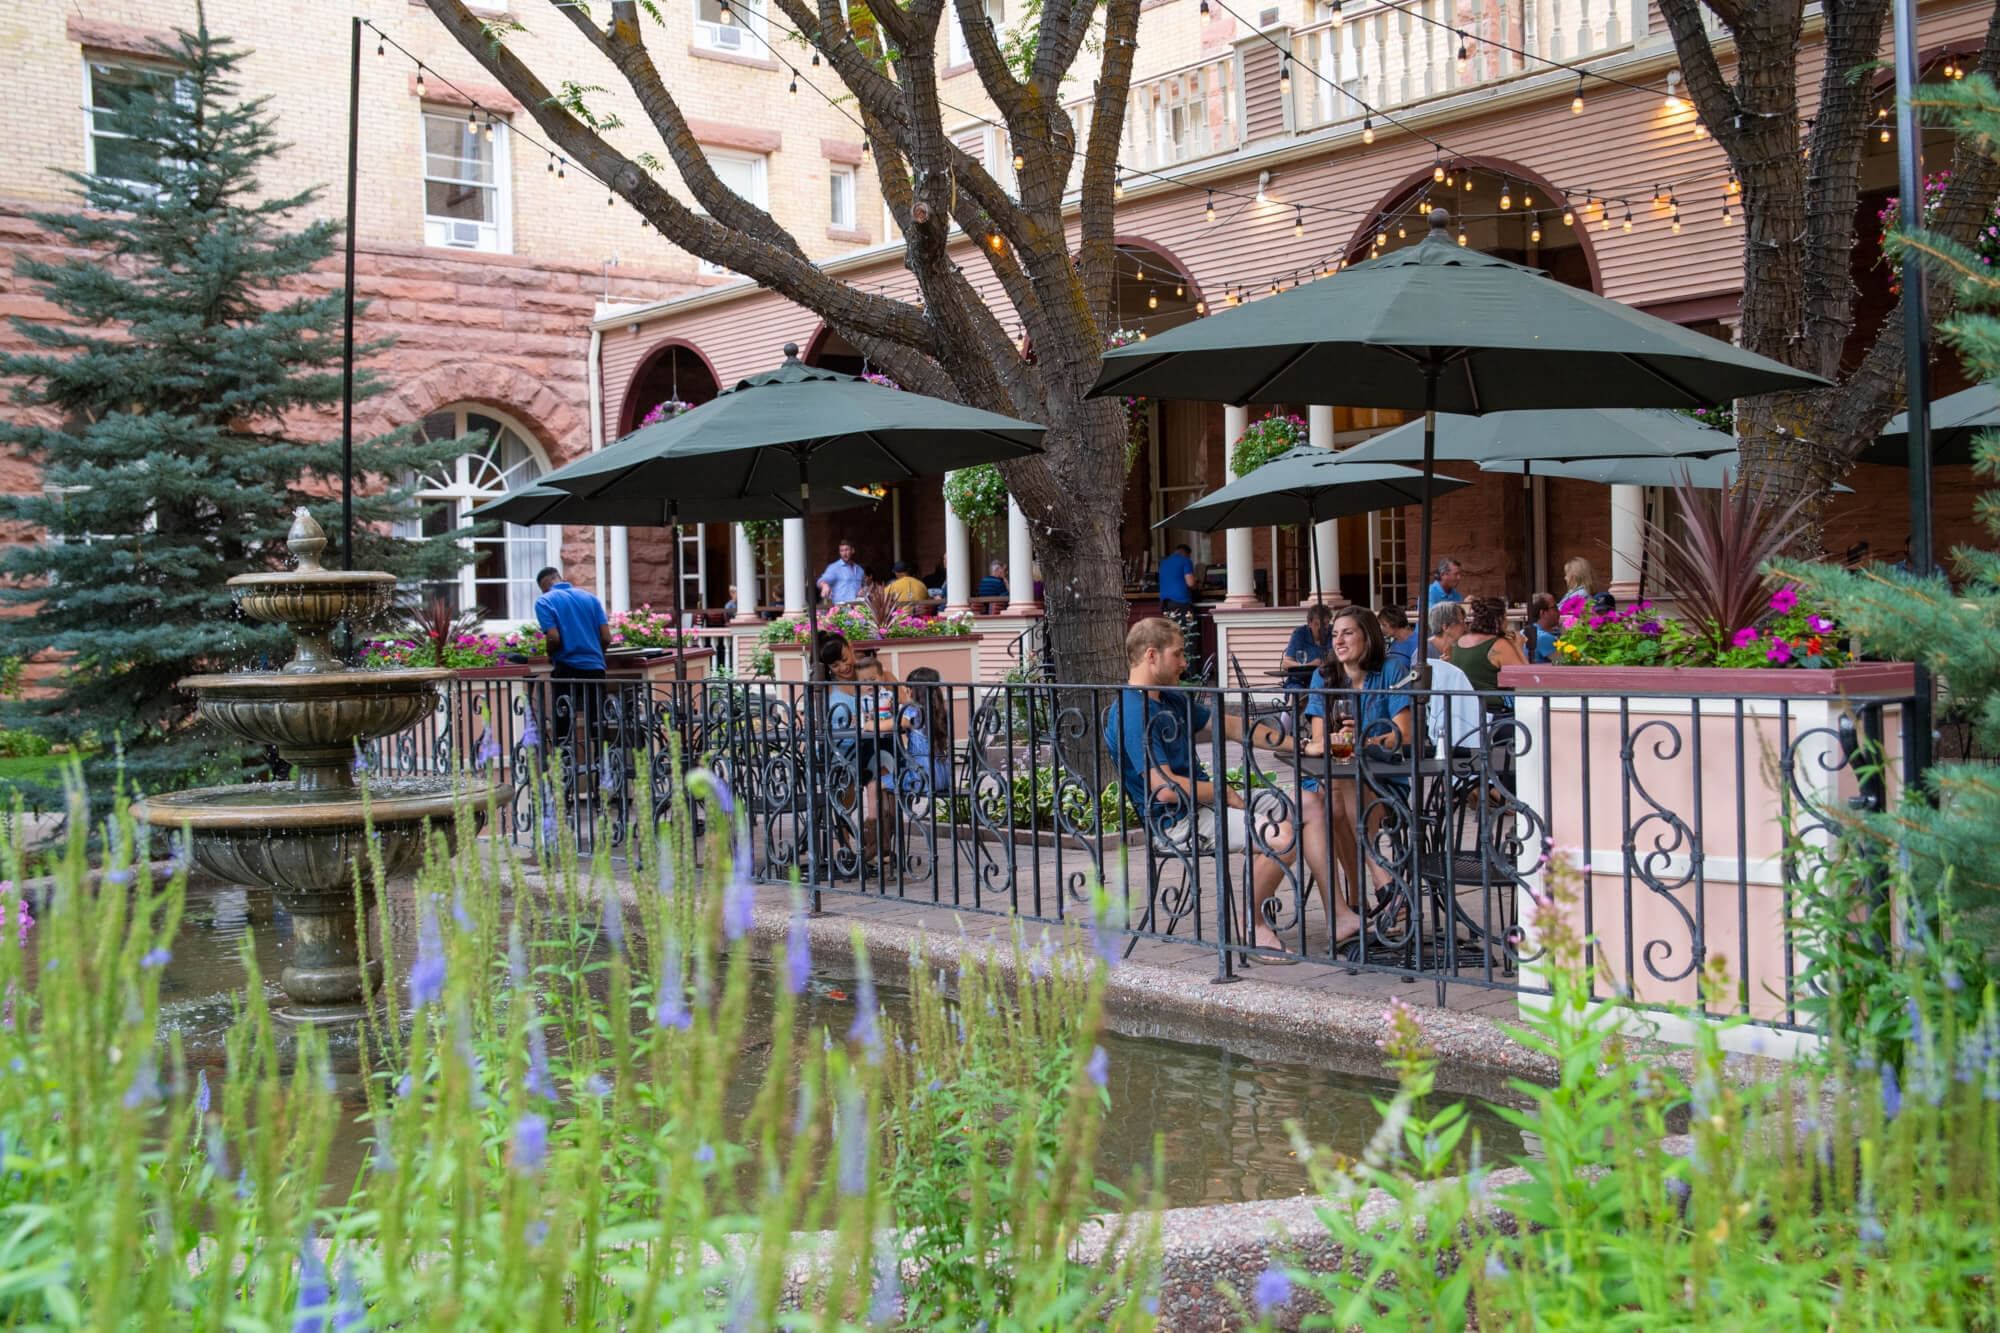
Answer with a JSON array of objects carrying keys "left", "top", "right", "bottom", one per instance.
[
  {"left": 1337, "top": 408, "right": 1736, "bottom": 597},
  {"left": 1865, "top": 382, "right": 1996, "bottom": 466},
  {"left": 537, "top": 342, "right": 1044, "bottom": 893},
  {"left": 1090, "top": 208, "right": 1827, "bottom": 658},
  {"left": 1156, "top": 447, "right": 1469, "bottom": 601},
  {"left": 1482, "top": 451, "right": 1853, "bottom": 491}
]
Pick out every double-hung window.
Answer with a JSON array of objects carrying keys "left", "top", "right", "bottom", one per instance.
[
  {"left": 695, "top": 150, "right": 767, "bottom": 276},
  {"left": 829, "top": 164, "right": 857, "bottom": 230},
  {"left": 946, "top": 0, "right": 1004, "bottom": 67},
  {"left": 422, "top": 110, "right": 510, "bottom": 253},
  {"left": 694, "top": 0, "right": 768, "bottom": 54},
  {"left": 84, "top": 60, "right": 186, "bottom": 185}
]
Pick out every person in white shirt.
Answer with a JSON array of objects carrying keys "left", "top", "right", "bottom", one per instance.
[{"left": 1425, "top": 602, "right": 1485, "bottom": 756}]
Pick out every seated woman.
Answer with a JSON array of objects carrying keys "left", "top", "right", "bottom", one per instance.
[
  {"left": 894, "top": 666, "right": 954, "bottom": 797},
  {"left": 1448, "top": 596, "right": 1527, "bottom": 713},
  {"left": 1297, "top": 606, "right": 1415, "bottom": 933},
  {"left": 1562, "top": 556, "right": 1615, "bottom": 615}
]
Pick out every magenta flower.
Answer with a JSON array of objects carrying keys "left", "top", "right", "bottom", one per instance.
[
  {"left": 1558, "top": 593, "right": 1585, "bottom": 616},
  {"left": 1807, "top": 614, "right": 1833, "bottom": 633},
  {"left": 1767, "top": 638, "right": 1793, "bottom": 664},
  {"left": 1769, "top": 584, "right": 1799, "bottom": 614},
  {"left": 1732, "top": 626, "right": 1761, "bottom": 649},
  {"left": 1588, "top": 615, "right": 1605, "bottom": 629}
]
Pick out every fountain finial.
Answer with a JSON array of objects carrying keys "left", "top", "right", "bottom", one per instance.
[{"left": 288, "top": 508, "right": 328, "bottom": 574}]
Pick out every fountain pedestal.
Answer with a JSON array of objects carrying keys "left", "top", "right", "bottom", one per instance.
[{"left": 135, "top": 511, "right": 510, "bottom": 1021}]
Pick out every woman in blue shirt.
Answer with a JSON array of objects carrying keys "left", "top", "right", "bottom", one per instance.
[{"left": 1298, "top": 606, "right": 1414, "bottom": 931}]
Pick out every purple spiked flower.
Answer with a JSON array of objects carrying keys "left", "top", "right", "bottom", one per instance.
[
  {"left": 524, "top": 1017, "right": 556, "bottom": 1102},
  {"left": 332, "top": 1257, "right": 365, "bottom": 1330},
  {"left": 1086, "top": 1045, "right": 1109, "bottom": 1089},
  {"left": 407, "top": 897, "right": 446, "bottom": 1011},
  {"left": 140, "top": 947, "right": 171, "bottom": 969},
  {"left": 1252, "top": 1265, "right": 1291, "bottom": 1314},
  {"left": 510, "top": 1113, "right": 548, "bottom": 1175},
  {"left": 836, "top": 1083, "right": 869, "bottom": 1196},
  {"left": 785, "top": 906, "right": 812, "bottom": 996},
  {"left": 520, "top": 710, "right": 540, "bottom": 749},
  {"left": 868, "top": 1245, "right": 903, "bottom": 1325},
  {"left": 476, "top": 729, "right": 501, "bottom": 768},
  {"left": 195, "top": 1068, "right": 211, "bottom": 1116},
  {"left": 655, "top": 936, "right": 691, "bottom": 1031},
  {"left": 294, "top": 1229, "right": 329, "bottom": 1333}
]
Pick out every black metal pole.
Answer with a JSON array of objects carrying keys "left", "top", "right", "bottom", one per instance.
[
  {"left": 340, "top": 16, "right": 361, "bottom": 573},
  {"left": 1520, "top": 462, "right": 1535, "bottom": 607},
  {"left": 1894, "top": 0, "right": 1935, "bottom": 788}
]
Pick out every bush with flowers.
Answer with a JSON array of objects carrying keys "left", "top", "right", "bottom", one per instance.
[
  {"left": 608, "top": 606, "right": 699, "bottom": 651},
  {"left": 362, "top": 624, "right": 545, "bottom": 670},
  {"left": 778, "top": 604, "right": 974, "bottom": 644},
  {"left": 1710, "top": 583, "right": 1848, "bottom": 668},
  {"left": 1548, "top": 595, "right": 1695, "bottom": 666},
  {"left": 1550, "top": 583, "right": 1846, "bottom": 669}
]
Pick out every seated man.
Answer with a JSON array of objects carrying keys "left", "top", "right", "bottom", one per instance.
[
  {"left": 975, "top": 560, "right": 1009, "bottom": 600},
  {"left": 884, "top": 560, "right": 930, "bottom": 610},
  {"left": 1377, "top": 605, "right": 1419, "bottom": 681},
  {"left": 1103, "top": 616, "right": 1302, "bottom": 954},
  {"left": 1526, "top": 592, "right": 1560, "bottom": 664},
  {"left": 1282, "top": 603, "right": 1333, "bottom": 686}
]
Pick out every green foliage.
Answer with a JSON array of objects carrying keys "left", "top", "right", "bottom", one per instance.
[
  {"left": 0, "top": 728, "right": 54, "bottom": 760},
  {"left": 1278, "top": 856, "right": 2000, "bottom": 1327},
  {"left": 1549, "top": 597, "right": 1695, "bottom": 666},
  {"left": 0, "top": 20, "right": 470, "bottom": 800},
  {"left": 943, "top": 464, "right": 1010, "bottom": 543},
  {"left": 1784, "top": 74, "right": 2000, "bottom": 950},
  {"left": 961, "top": 764, "right": 1135, "bottom": 835},
  {"left": 1548, "top": 583, "right": 1845, "bottom": 669},
  {"left": 0, "top": 768, "right": 1159, "bottom": 1327},
  {"left": 1228, "top": 413, "right": 1308, "bottom": 479}
]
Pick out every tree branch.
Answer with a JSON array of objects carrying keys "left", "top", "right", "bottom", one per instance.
[
  {"left": 420, "top": 0, "right": 931, "bottom": 349},
  {"left": 1800, "top": 0, "right": 1891, "bottom": 374},
  {"left": 1657, "top": 0, "right": 1752, "bottom": 158},
  {"left": 1075, "top": 0, "right": 1143, "bottom": 334},
  {"left": 952, "top": 0, "right": 1026, "bottom": 119}
]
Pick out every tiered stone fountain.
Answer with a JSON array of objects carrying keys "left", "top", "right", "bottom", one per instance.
[{"left": 135, "top": 510, "right": 510, "bottom": 1021}]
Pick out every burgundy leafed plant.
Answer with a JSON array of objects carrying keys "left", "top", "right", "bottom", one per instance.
[
  {"left": 402, "top": 593, "right": 483, "bottom": 669},
  {"left": 1646, "top": 477, "right": 1813, "bottom": 660}
]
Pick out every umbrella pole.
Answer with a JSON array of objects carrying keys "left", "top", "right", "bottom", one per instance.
[
  {"left": 801, "top": 477, "right": 823, "bottom": 909},
  {"left": 1308, "top": 497, "right": 1325, "bottom": 607},
  {"left": 1415, "top": 361, "right": 1440, "bottom": 681},
  {"left": 668, "top": 499, "right": 691, "bottom": 767},
  {"left": 1520, "top": 462, "right": 1534, "bottom": 606}
]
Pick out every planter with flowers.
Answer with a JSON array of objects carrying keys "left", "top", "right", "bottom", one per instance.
[
  {"left": 604, "top": 605, "right": 714, "bottom": 684},
  {"left": 1500, "top": 483, "right": 1916, "bottom": 1027},
  {"left": 767, "top": 591, "right": 982, "bottom": 724}
]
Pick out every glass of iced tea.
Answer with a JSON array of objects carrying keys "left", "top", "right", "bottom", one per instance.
[{"left": 1327, "top": 718, "right": 1355, "bottom": 761}]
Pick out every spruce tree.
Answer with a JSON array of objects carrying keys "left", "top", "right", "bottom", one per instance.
[
  {"left": 1784, "top": 76, "right": 2000, "bottom": 958},
  {"left": 0, "top": 17, "right": 471, "bottom": 798}
]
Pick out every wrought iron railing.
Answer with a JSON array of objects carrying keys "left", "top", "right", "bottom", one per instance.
[{"left": 368, "top": 671, "right": 1916, "bottom": 1030}]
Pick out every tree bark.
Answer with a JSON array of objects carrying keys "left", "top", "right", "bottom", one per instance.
[
  {"left": 420, "top": 0, "right": 1140, "bottom": 683},
  {"left": 1660, "top": 0, "right": 2000, "bottom": 541}
]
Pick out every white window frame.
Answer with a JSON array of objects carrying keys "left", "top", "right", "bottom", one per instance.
[
  {"left": 829, "top": 163, "right": 858, "bottom": 230},
  {"left": 396, "top": 405, "right": 559, "bottom": 628},
  {"left": 693, "top": 0, "right": 769, "bottom": 54},
  {"left": 82, "top": 58, "right": 188, "bottom": 186},
  {"left": 946, "top": 0, "right": 1005, "bottom": 67},
  {"left": 695, "top": 149, "right": 768, "bottom": 276},
  {"left": 420, "top": 109, "right": 512, "bottom": 254}
]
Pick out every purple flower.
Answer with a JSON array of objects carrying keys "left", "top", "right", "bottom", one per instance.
[
  {"left": 332, "top": 1258, "right": 365, "bottom": 1331},
  {"left": 1859, "top": 1211, "right": 1886, "bottom": 1247},
  {"left": 1769, "top": 584, "right": 1799, "bottom": 614},
  {"left": 295, "top": 1229, "right": 329, "bottom": 1333},
  {"left": 600, "top": 885, "right": 625, "bottom": 953},
  {"left": 1252, "top": 1265, "right": 1291, "bottom": 1313},
  {"left": 141, "top": 947, "right": 171, "bottom": 969},
  {"left": 836, "top": 1083, "right": 869, "bottom": 1196},
  {"left": 123, "top": 1051, "right": 161, "bottom": 1109},
  {"left": 507, "top": 924, "right": 528, "bottom": 991},
  {"left": 1807, "top": 614, "right": 1833, "bottom": 633},
  {"left": 1731, "top": 626, "right": 1761, "bottom": 649},
  {"left": 1086, "top": 1045, "right": 1109, "bottom": 1089},
  {"left": 350, "top": 750, "right": 370, "bottom": 777},
  {"left": 868, "top": 1246, "right": 904, "bottom": 1324},
  {"left": 407, "top": 897, "right": 446, "bottom": 1011},
  {"left": 520, "top": 711, "right": 540, "bottom": 749},
  {"left": 1484, "top": 1251, "right": 1508, "bottom": 1280},
  {"left": 195, "top": 1068, "right": 211, "bottom": 1116},
  {"left": 476, "top": 729, "right": 501, "bottom": 768},
  {"left": 1766, "top": 638, "right": 1792, "bottom": 665},
  {"left": 1881, "top": 1064, "right": 1902, "bottom": 1120},
  {"left": 583, "top": 1073, "right": 611, "bottom": 1098},
  {"left": 785, "top": 908, "right": 811, "bottom": 996},
  {"left": 104, "top": 867, "right": 134, "bottom": 887},
  {"left": 848, "top": 970, "right": 882, "bottom": 1059},
  {"left": 510, "top": 1113, "right": 548, "bottom": 1174},
  {"left": 1638, "top": 620, "right": 1663, "bottom": 636},
  {"left": 722, "top": 861, "right": 755, "bottom": 942},
  {"left": 655, "top": 937, "right": 691, "bottom": 1031},
  {"left": 694, "top": 1142, "right": 715, "bottom": 1165},
  {"left": 524, "top": 1018, "right": 556, "bottom": 1102}
]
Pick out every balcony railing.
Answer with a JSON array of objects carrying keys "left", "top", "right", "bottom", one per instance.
[{"left": 1120, "top": 48, "right": 1244, "bottom": 171}]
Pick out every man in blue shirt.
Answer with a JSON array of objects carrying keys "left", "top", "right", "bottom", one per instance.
[
  {"left": 1102, "top": 617, "right": 1301, "bottom": 955},
  {"left": 1527, "top": 592, "right": 1560, "bottom": 663},
  {"left": 1426, "top": 557, "right": 1463, "bottom": 610},
  {"left": 1281, "top": 603, "right": 1333, "bottom": 688},
  {"left": 1157, "top": 543, "right": 1196, "bottom": 606},
  {"left": 1376, "top": 605, "right": 1419, "bottom": 680},
  {"left": 817, "top": 539, "right": 866, "bottom": 604},
  {"left": 534, "top": 567, "right": 611, "bottom": 748}
]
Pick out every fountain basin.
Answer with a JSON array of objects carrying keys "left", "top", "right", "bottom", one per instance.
[
  {"left": 136, "top": 776, "right": 513, "bottom": 1014},
  {"left": 180, "top": 670, "right": 452, "bottom": 789}
]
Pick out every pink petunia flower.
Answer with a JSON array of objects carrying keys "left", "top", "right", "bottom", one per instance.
[
  {"left": 1732, "top": 626, "right": 1761, "bottom": 649},
  {"left": 1766, "top": 638, "right": 1792, "bottom": 664},
  {"left": 1558, "top": 593, "right": 1586, "bottom": 616},
  {"left": 1807, "top": 614, "right": 1833, "bottom": 633},
  {"left": 1769, "top": 584, "right": 1799, "bottom": 614}
]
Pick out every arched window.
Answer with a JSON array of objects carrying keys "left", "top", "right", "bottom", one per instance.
[{"left": 397, "top": 405, "right": 559, "bottom": 624}]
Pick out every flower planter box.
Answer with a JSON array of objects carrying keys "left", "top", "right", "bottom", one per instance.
[
  {"left": 1500, "top": 662, "right": 1916, "bottom": 1039},
  {"left": 770, "top": 636, "right": 983, "bottom": 735},
  {"left": 604, "top": 648, "right": 713, "bottom": 685}
]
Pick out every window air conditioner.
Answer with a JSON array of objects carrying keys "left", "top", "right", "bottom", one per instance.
[{"left": 445, "top": 220, "right": 484, "bottom": 248}]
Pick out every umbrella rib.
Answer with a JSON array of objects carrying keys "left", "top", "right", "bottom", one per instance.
[
  {"left": 1235, "top": 345, "right": 1319, "bottom": 406},
  {"left": 861, "top": 432, "right": 920, "bottom": 478},
  {"left": 1092, "top": 356, "right": 1162, "bottom": 399},
  {"left": 1616, "top": 353, "right": 1713, "bottom": 406}
]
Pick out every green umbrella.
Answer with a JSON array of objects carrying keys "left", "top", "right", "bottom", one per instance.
[
  {"left": 1338, "top": 408, "right": 1736, "bottom": 597},
  {"left": 1866, "top": 382, "right": 1996, "bottom": 466},
  {"left": 1156, "top": 447, "right": 1469, "bottom": 601},
  {"left": 1090, "top": 208, "right": 1827, "bottom": 657},
  {"left": 538, "top": 343, "right": 1044, "bottom": 893},
  {"left": 1486, "top": 451, "right": 1853, "bottom": 492}
]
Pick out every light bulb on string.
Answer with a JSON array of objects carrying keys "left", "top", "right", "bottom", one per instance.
[
  {"left": 1013, "top": 150, "right": 1024, "bottom": 172},
  {"left": 547, "top": 154, "right": 555, "bottom": 174},
  {"left": 1293, "top": 205, "right": 1304, "bottom": 238},
  {"left": 1522, "top": 190, "right": 1532, "bottom": 208},
  {"left": 1456, "top": 31, "right": 1469, "bottom": 61},
  {"left": 1692, "top": 118, "right": 1707, "bottom": 139},
  {"left": 557, "top": 158, "right": 565, "bottom": 179},
  {"left": 1499, "top": 179, "right": 1512, "bottom": 210},
  {"left": 1397, "top": 221, "right": 1407, "bottom": 238},
  {"left": 987, "top": 231, "right": 1005, "bottom": 252},
  {"left": 1362, "top": 116, "right": 1374, "bottom": 144},
  {"left": 1174, "top": 279, "right": 1185, "bottom": 297},
  {"left": 1195, "top": 297, "right": 1207, "bottom": 314},
  {"left": 789, "top": 72, "right": 798, "bottom": 96},
  {"left": 1377, "top": 227, "right": 1388, "bottom": 247},
  {"left": 1463, "top": 176, "right": 1473, "bottom": 193},
  {"left": 1113, "top": 171, "right": 1124, "bottom": 200},
  {"left": 415, "top": 64, "right": 426, "bottom": 97},
  {"left": 1571, "top": 75, "right": 1584, "bottom": 114},
  {"left": 1205, "top": 190, "right": 1216, "bottom": 223},
  {"left": 376, "top": 36, "right": 385, "bottom": 56},
  {"left": 719, "top": 0, "right": 734, "bottom": 23},
  {"left": 1670, "top": 207, "right": 1681, "bottom": 234},
  {"left": 1562, "top": 200, "right": 1574, "bottom": 226},
  {"left": 467, "top": 109, "right": 477, "bottom": 128},
  {"left": 1330, "top": 0, "right": 1343, "bottom": 25},
  {"left": 1722, "top": 199, "right": 1734, "bottom": 224},
  {"left": 606, "top": 192, "right": 615, "bottom": 208},
  {"left": 1530, "top": 214, "right": 1541, "bottom": 244},
  {"left": 1147, "top": 287, "right": 1159, "bottom": 310},
  {"left": 1279, "top": 57, "right": 1292, "bottom": 95},
  {"left": 1457, "top": 228, "right": 1468, "bottom": 246},
  {"left": 1200, "top": 0, "right": 1210, "bottom": 21},
  {"left": 1434, "top": 156, "right": 1446, "bottom": 183},
  {"left": 811, "top": 48, "right": 820, "bottom": 65},
  {"left": 1728, "top": 174, "right": 1740, "bottom": 194},
  {"left": 1621, "top": 204, "right": 1633, "bottom": 233}
]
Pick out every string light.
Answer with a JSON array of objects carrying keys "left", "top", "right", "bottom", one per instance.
[
  {"left": 1293, "top": 205, "right": 1304, "bottom": 238},
  {"left": 1377, "top": 226, "right": 1388, "bottom": 247},
  {"left": 1397, "top": 221, "right": 1407, "bottom": 238},
  {"left": 789, "top": 71, "right": 798, "bottom": 96},
  {"left": 1663, "top": 73, "right": 1684, "bottom": 112},
  {"left": 1205, "top": 190, "right": 1216, "bottom": 223},
  {"left": 1457, "top": 227, "right": 1469, "bottom": 246},
  {"left": 1530, "top": 214, "right": 1541, "bottom": 244},
  {"left": 1199, "top": 0, "right": 1210, "bottom": 21},
  {"left": 414, "top": 64, "right": 426, "bottom": 97},
  {"left": 376, "top": 36, "right": 385, "bottom": 56},
  {"left": 1670, "top": 206, "right": 1681, "bottom": 234},
  {"left": 1722, "top": 198, "right": 1734, "bottom": 225},
  {"left": 1113, "top": 170, "right": 1125, "bottom": 200},
  {"left": 1456, "top": 31, "right": 1469, "bottom": 62},
  {"left": 1433, "top": 155, "right": 1446, "bottom": 184},
  {"left": 607, "top": 191, "right": 615, "bottom": 208},
  {"left": 1521, "top": 189, "right": 1532, "bottom": 208},
  {"left": 719, "top": 0, "right": 734, "bottom": 22},
  {"left": 811, "top": 48, "right": 820, "bottom": 65},
  {"left": 1621, "top": 203, "right": 1633, "bottom": 233},
  {"left": 1571, "top": 75, "right": 1585, "bottom": 114},
  {"left": 1147, "top": 287, "right": 1159, "bottom": 309},
  {"left": 1561, "top": 200, "right": 1574, "bottom": 226},
  {"left": 1013, "top": 150, "right": 1024, "bottom": 172},
  {"left": 1175, "top": 280, "right": 1184, "bottom": 296},
  {"left": 1279, "top": 57, "right": 1292, "bottom": 95},
  {"left": 1728, "top": 174, "right": 1741, "bottom": 194},
  {"left": 1330, "top": 0, "right": 1343, "bottom": 25},
  {"left": 1499, "top": 179, "right": 1512, "bottom": 210},
  {"left": 1195, "top": 298, "right": 1207, "bottom": 314},
  {"left": 986, "top": 231, "right": 1005, "bottom": 252},
  {"left": 1361, "top": 116, "right": 1374, "bottom": 144},
  {"left": 547, "top": 153, "right": 555, "bottom": 174}
]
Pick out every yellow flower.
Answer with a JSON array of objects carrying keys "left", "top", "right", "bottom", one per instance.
[{"left": 1557, "top": 641, "right": 1580, "bottom": 657}]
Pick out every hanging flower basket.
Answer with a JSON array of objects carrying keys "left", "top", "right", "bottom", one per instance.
[
  {"left": 944, "top": 464, "right": 1009, "bottom": 544},
  {"left": 639, "top": 398, "right": 695, "bottom": 428},
  {"left": 1878, "top": 169, "right": 2000, "bottom": 295},
  {"left": 1229, "top": 412, "right": 1309, "bottom": 478}
]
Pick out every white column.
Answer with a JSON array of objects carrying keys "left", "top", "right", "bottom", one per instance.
[
  {"left": 782, "top": 517, "right": 807, "bottom": 616},
  {"left": 944, "top": 477, "right": 973, "bottom": 613},
  {"left": 1307, "top": 405, "right": 1342, "bottom": 605},
  {"left": 1221, "top": 404, "right": 1258, "bottom": 608},
  {"left": 609, "top": 527, "right": 631, "bottom": 613},
  {"left": 1004, "top": 495, "right": 1040, "bottom": 614},
  {"left": 730, "top": 523, "right": 760, "bottom": 625},
  {"left": 1609, "top": 483, "right": 1644, "bottom": 603}
]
